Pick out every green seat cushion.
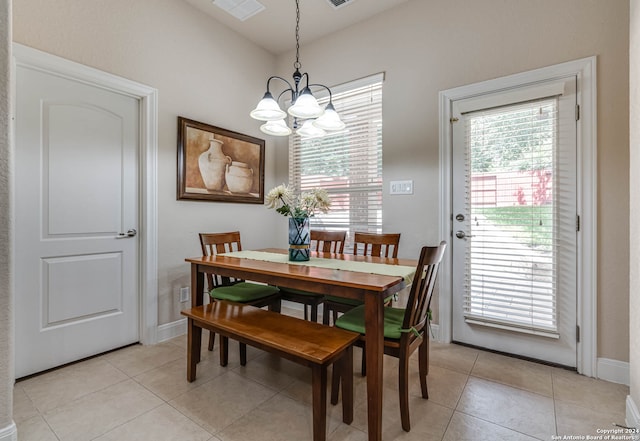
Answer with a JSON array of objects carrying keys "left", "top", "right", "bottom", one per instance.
[
  {"left": 210, "top": 282, "right": 279, "bottom": 303},
  {"left": 325, "top": 294, "right": 395, "bottom": 307},
  {"left": 324, "top": 295, "right": 363, "bottom": 307},
  {"left": 279, "top": 287, "right": 323, "bottom": 298},
  {"left": 335, "top": 304, "right": 407, "bottom": 339}
]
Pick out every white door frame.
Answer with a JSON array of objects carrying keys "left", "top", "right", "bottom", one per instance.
[
  {"left": 438, "top": 57, "right": 597, "bottom": 376},
  {"left": 12, "top": 43, "right": 159, "bottom": 345}
]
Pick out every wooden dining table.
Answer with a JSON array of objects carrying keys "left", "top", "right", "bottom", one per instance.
[{"left": 186, "top": 248, "right": 417, "bottom": 441}]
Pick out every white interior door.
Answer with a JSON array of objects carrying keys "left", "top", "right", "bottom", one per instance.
[
  {"left": 451, "top": 77, "right": 578, "bottom": 367},
  {"left": 14, "top": 64, "right": 140, "bottom": 378}
]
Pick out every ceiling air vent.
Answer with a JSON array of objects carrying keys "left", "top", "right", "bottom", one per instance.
[
  {"left": 213, "top": 0, "right": 265, "bottom": 21},
  {"left": 326, "top": 0, "right": 355, "bottom": 10}
]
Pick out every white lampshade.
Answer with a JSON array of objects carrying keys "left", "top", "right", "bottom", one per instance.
[
  {"left": 288, "top": 88, "right": 323, "bottom": 119},
  {"left": 250, "top": 92, "right": 287, "bottom": 121},
  {"left": 312, "top": 103, "right": 345, "bottom": 131},
  {"left": 260, "top": 119, "right": 292, "bottom": 136},
  {"left": 297, "top": 120, "right": 326, "bottom": 138}
]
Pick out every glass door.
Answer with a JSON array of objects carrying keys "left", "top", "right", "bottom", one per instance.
[{"left": 451, "top": 77, "right": 578, "bottom": 367}]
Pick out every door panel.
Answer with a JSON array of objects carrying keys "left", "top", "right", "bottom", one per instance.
[
  {"left": 44, "top": 253, "right": 123, "bottom": 325},
  {"left": 15, "top": 65, "right": 139, "bottom": 377},
  {"left": 46, "top": 103, "right": 123, "bottom": 235},
  {"left": 451, "top": 77, "right": 577, "bottom": 367}
]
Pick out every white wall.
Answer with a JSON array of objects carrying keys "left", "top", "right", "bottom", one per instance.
[
  {"left": 274, "top": 0, "right": 630, "bottom": 362},
  {"left": 9, "top": 0, "right": 633, "bottom": 365},
  {"left": 629, "top": 0, "right": 640, "bottom": 424},
  {"left": 12, "top": 0, "right": 282, "bottom": 325},
  {"left": 0, "top": 0, "right": 14, "bottom": 436}
]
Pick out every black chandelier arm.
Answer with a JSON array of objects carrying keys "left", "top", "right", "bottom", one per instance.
[
  {"left": 307, "top": 83, "right": 334, "bottom": 102},
  {"left": 266, "top": 75, "right": 294, "bottom": 94},
  {"left": 267, "top": 72, "right": 314, "bottom": 104},
  {"left": 276, "top": 88, "right": 294, "bottom": 103}
]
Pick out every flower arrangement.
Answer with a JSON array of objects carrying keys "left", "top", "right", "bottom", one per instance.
[{"left": 265, "top": 183, "right": 331, "bottom": 218}]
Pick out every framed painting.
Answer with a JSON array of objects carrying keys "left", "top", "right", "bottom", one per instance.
[{"left": 177, "top": 117, "right": 265, "bottom": 203}]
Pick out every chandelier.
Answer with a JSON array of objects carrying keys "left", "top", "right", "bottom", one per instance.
[{"left": 249, "top": 0, "right": 345, "bottom": 138}]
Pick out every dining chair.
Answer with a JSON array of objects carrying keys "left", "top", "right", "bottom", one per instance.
[
  {"left": 330, "top": 241, "right": 447, "bottom": 432},
  {"left": 322, "top": 232, "right": 401, "bottom": 326},
  {"left": 279, "top": 230, "right": 346, "bottom": 322},
  {"left": 352, "top": 231, "right": 401, "bottom": 258},
  {"left": 199, "top": 231, "right": 281, "bottom": 365}
]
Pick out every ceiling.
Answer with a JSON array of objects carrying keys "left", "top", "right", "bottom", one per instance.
[{"left": 183, "top": 0, "right": 410, "bottom": 55}]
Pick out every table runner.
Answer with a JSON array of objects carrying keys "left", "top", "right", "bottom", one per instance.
[{"left": 221, "top": 250, "right": 416, "bottom": 283}]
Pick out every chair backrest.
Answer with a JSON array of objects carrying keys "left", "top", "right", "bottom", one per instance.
[
  {"left": 310, "top": 230, "right": 346, "bottom": 254},
  {"left": 402, "top": 241, "right": 447, "bottom": 340},
  {"left": 199, "top": 231, "right": 242, "bottom": 256},
  {"left": 353, "top": 232, "right": 401, "bottom": 258},
  {"left": 199, "top": 231, "right": 243, "bottom": 290}
]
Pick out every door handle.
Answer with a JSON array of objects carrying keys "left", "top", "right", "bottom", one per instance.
[
  {"left": 455, "top": 230, "right": 473, "bottom": 239},
  {"left": 116, "top": 229, "right": 137, "bottom": 239}
]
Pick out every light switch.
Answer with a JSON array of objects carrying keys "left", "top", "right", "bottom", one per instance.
[{"left": 390, "top": 180, "right": 413, "bottom": 195}]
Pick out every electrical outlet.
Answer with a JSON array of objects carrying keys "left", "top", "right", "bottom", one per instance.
[{"left": 179, "top": 287, "right": 190, "bottom": 303}]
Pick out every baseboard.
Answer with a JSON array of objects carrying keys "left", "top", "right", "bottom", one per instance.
[
  {"left": 0, "top": 422, "right": 17, "bottom": 441},
  {"left": 157, "top": 318, "right": 186, "bottom": 342},
  {"left": 627, "top": 396, "right": 640, "bottom": 437},
  {"left": 429, "top": 323, "right": 440, "bottom": 341},
  {"left": 597, "top": 357, "right": 630, "bottom": 385}
]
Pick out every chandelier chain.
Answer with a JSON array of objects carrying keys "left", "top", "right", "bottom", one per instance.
[
  {"left": 250, "top": 0, "right": 344, "bottom": 136},
  {"left": 294, "top": 0, "right": 301, "bottom": 70}
]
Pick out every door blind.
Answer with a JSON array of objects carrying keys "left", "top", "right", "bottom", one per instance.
[
  {"left": 289, "top": 74, "right": 383, "bottom": 250},
  {"left": 463, "top": 97, "right": 566, "bottom": 336}
]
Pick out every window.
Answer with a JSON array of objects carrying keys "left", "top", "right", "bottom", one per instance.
[
  {"left": 289, "top": 73, "right": 384, "bottom": 250},
  {"left": 452, "top": 76, "right": 578, "bottom": 343},
  {"left": 463, "top": 97, "right": 564, "bottom": 335}
]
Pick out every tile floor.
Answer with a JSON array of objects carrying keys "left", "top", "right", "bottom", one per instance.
[{"left": 13, "top": 308, "right": 630, "bottom": 441}]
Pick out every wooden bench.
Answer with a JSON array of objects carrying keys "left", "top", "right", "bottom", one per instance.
[{"left": 180, "top": 301, "right": 359, "bottom": 441}]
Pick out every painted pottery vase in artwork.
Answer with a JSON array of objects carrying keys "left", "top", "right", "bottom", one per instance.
[
  {"left": 225, "top": 161, "right": 254, "bottom": 194},
  {"left": 288, "top": 217, "right": 310, "bottom": 261},
  {"left": 198, "top": 137, "right": 231, "bottom": 191}
]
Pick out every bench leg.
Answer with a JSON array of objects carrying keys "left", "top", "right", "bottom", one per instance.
[
  {"left": 341, "top": 346, "right": 354, "bottom": 424},
  {"left": 330, "top": 363, "right": 340, "bottom": 406},
  {"left": 187, "top": 318, "right": 201, "bottom": 382},
  {"left": 311, "top": 364, "right": 327, "bottom": 441}
]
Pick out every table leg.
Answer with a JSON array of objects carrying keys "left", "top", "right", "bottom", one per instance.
[
  {"left": 191, "top": 263, "right": 205, "bottom": 364},
  {"left": 191, "top": 263, "right": 204, "bottom": 307},
  {"left": 364, "top": 293, "right": 384, "bottom": 441}
]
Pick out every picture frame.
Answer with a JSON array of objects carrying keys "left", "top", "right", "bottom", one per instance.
[{"left": 177, "top": 117, "right": 265, "bottom": 204}]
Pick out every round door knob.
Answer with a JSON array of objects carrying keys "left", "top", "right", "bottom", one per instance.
[{"left": 455, "top": 230, "right": 466, "bottom": 239}]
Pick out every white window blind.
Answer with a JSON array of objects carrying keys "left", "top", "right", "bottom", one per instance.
[
  {"left": 289, "top": 74, "right": 383, "bottom": 250},
  {"left": 463, "top": 96, "right": 568, "bottom": 336}
]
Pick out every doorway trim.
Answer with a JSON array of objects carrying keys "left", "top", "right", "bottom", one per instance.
[
  {"left": 438, "top": 57, "right": 597, "bottom": 376},
  {"left": 12, "top": 43, "right": 159, "bottom": 345}
]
